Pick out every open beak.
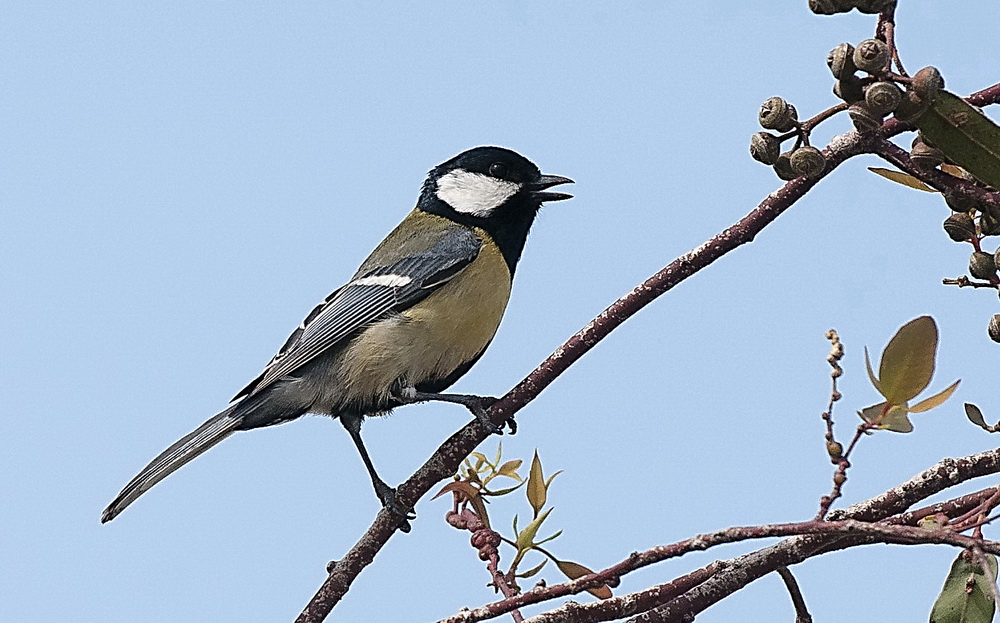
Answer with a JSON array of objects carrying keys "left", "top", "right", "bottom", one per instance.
[{"left": 530, "top": 174, "right": 574, "bottom": 202}]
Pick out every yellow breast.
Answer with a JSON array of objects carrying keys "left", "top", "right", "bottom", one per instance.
[{"left": 335, "top": 226, "right": 512, "bottom": 409}]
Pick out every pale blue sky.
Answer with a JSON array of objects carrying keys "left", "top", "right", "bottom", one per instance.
[{"left": 3, "top": 2, "right": 999, "bottom": 621}]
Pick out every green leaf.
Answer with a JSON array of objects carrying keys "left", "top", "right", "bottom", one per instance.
[
  {"left": 516, "top": 559, "right": 548, "bottom": 579},
  {"left": 858, "top": 401, "right": 886, "bottom": 426},
  {"left": 497, "top": 459, "right": 523, "bottom": 480},
  {"left": 929, "top": 552, "right": 997, "bottom": 623},
  {"left": 516, "top": 507, "right": 553, "bottom": 552},
  {"left": 859, "top": 402, "right": 914, "bottom": 432},
  {"left": 534, "top": 529, "right": 563, "bottom": 547},
  {"left": 908, "top": 379, "right": 960, "bottom": 413},
  {"left": 868, "top": 166, "right": 937, "bottom": 192},
  {"left": 918, "top": 514, "right": 947, "bottom": 531},
  {"left": 432, "top": 480, "right": 480, "bottom": 501},
  {"left": 432, "top": 481, "right": 491, "bottom": 528},
  {"left": 485, "top": 481, "right": 526, "bottom": 497},
  {"left": 555, "top": 560, "right": 613, "bottom": 600},
  {"left": 865, "top": 346, "right": 883, "bottom": 394},
  {"left": 917, "top": 90, "right": 1000, "bottom": 190},
  {"left": 941, "top": 163, "right": 967, "bottom": 178},
  {"left": 527, "top": 450, "right": 546, "bottom": 517},
  {"left": 966, "top": 403, "right": 989, "bottom": 429},
  {"left": 545, "top": 470, "right": 563, "bottom": 490},
  {"left": 880, "top": 404, "right": 914, "bottom": 433},
  {"left": 878, "top": 316, "right": 938, "bottom": 404}
]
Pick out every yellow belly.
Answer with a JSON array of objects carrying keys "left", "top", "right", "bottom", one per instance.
[{"left": 334, "top": 229, "right": 512, "bottom": 409}]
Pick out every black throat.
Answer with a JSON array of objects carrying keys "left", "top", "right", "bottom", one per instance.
[{"left": 416, "top": 194, "right": 539, "bottom": 277}]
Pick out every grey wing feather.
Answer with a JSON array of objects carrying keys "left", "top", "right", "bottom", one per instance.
[{"left": 233, "top": 227, "right": 481, "bottom": 400}]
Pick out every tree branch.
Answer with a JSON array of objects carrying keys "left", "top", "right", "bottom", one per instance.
[
  {"left": 776, "top": 567, "right": 813, "bottom": 623},
  {"left": 438, "top": 468, "right": 1000, "bottom": 623},
  {"left": 633, "top": 450, "right": 1000, "bottom": 623},
  {"left": 873, "top": 138, "right": 1000, "bottom": 211},
  {"left": 294, "top": 81, "right": 1000, "bottom": 623}
]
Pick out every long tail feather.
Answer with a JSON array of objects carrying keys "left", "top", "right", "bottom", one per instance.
[{"left": 102, "top": 405, "right": 242, "bottom": 523}]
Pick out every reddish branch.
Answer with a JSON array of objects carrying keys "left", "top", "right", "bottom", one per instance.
[
  {"left": 873, "top": 140, "right": 1000, "bottom": 211},
  {"left": 876, "top": 2, "right": 907, "bottom": 77},
  {"left": 446, "top": 508, "right": 525, "bottom": 620},
  {"left": 776, "top": 567, "right": 813, "bottom": 623},
  {"left": 438, "top": 462, "right": 1000, "bottom": 623},
  {"left": 816, "top": 330, "right": 848, "bottom": 521},
  {"left": 455, "top": 518, "right": 1000, "bottom": 623},
  {"left": 295, "top": 82, "right": 1000, "bottom": 623},
  {"left": 631, "top": 453, "right": 1000, "bottom": 623}
]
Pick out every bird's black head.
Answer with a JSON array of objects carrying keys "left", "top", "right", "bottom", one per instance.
[{"left": 418, "top": 146, "right": 573, "bottom": 274}]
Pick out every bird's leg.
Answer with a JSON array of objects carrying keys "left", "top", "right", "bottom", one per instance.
[
  {"left": 393, "top": 387, "right": 514, "bottom": 435},
  {"left": 339, "top": 413, "right": 414, "bottom": 533}
]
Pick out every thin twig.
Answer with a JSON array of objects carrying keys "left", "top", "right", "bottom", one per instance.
[
  {"left": 876, "top": 3, "right": 907, "bottom": 77},
  {"left": 949, "top": 486, "right": 1000, "bottom": 530},
  {"left": 817, "top": 329, "right": 848, "bottom": 520},
  {"left": 873, "top": 138, "right": 1000, "bottom": 212},
  {"left": 776, "top": 567, "right": 813, "bottom": 623},
  {"left": 971, "top": 547, "right": 1000, "bottom": 607},
  {"left": 942, "top": 276, "right": 1000, "bottom": 290},
  {"left": 440, "top": 488, "right": 1000, "bottom": 623},
  {"left": 648, "top": 452, "right": 1000, "bottom": 623}
]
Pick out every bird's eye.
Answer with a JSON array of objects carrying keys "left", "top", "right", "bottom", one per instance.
[{"left": 489, "top": 162, "right": 508, "bottom": 178}]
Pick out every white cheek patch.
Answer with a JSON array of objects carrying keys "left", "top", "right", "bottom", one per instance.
[
  {"left": 351, "top": 274, "right": 412, "bottom": 287},
  {"left": 435, "top": 169, "right": 521, "bottom": 217}
]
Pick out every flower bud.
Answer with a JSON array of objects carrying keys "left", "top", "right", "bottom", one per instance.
[
  {"left": 759, "top": 97, "right": 797, "bottom": 132},
  {"left": 750, "top": 132, "right": 782, "bottom": 165},
  {"left": 944, "top": 189, "right": 977, "bottom": 213},
  {"left": 854, "top": 0, "right": 894, "bottom": 13},
  {"left": 981, "top": 212, "right": 1000, "bottom": 237},
  {"left": 790, "top": 146, "right": 827, "bottom": 178},
  {"left": 909, "top": 137, "right": 944, "bottom": 169},
  {"left": 853, "top": 38, "right": 889, "bottom": 74},
  {"left": 773, "top": 151, "right": 798, "bottom": 181},
  {"left": 865, "top": 81, "right": 903, "bottom": 115},
  {"left": 989, "top": 314, "right": 1000, "bottom": 343},
  {"left": 894, "top": 90, "right": 929, "bottom": 123},
  {"left": 943, "top": 213, "right": 975, "bottom": 242},
  {"left": 827, "top": 43, "right": 856, "bottom": 80},
  {"left": 912, "top": 66, "right": 944, "bottom": 104},
  {"left": 848, "top": 102, "right": 883, "bottom": 133},
  {"left": 833, "top": 76, "right": 865, "bottom": 103},
  {"left": 969, "top": 251, "right": 997, "bottom": 280}
]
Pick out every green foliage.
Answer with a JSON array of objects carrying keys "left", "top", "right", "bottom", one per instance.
[
  {"left": 555, "top": 560, "right": 613, "bottom": 600},
  {"left": 916, "top": 91, "right": 1000, "bottom": 190},
  {"left": 868, "top": 166, "right": 937, "bottom": 192},
  {"left": 965, "top": 403, "right": 1000, "bottom": 433},
  {"left": 437, "top": 445, "right": 610, "bottom": 599},
  {"left": 527, "top": 450, "right": 547, "bottom": 517},
  {"left": 930, "top": 552, "right": 998, "bottom": 623},
  {"left": 859, "top": 316, "right": 960, "bottom": 432}
]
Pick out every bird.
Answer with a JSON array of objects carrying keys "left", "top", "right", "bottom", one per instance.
[{"left": 101, "top": 146, "right": 573, "bottom": 529}]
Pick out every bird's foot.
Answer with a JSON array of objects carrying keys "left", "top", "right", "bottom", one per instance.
[
  {"left": 463, "top": 395, "right": 513, "bottom": 435},
  {"left": 373, "top": 480, "right": 415, "bottom": 533},
  {"left": 394, "top": 388, "right": 513, "bottom": 435}
]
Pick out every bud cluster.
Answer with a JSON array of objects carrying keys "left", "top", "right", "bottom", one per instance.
[
  {"left": 750, "top": 97, "right": 827, "bottom": 180},
  {"left": 809, "top": 0, "right": 894, "bottom": 15}
]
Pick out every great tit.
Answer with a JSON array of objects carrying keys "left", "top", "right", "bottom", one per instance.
[{"left": 102, "top": 146, "right": 572, "bottom": 527}]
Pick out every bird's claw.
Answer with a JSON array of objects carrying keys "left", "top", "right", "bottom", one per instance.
[
  {"left": 469, "top": 396, "right": 508, "bottom": 435},
  {"left": 375, "top": 483, "right": 415, "bottom": 533},
  {"left": 386, "top": 504, "right": 417, "bottom": 534}
]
